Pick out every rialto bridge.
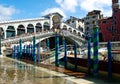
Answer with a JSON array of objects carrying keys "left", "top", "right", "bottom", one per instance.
[
  {"left": 0, "top": 12, "right": 120, "bottom": 56},
  {"left": 0, "top": 12, "right": 86, "bottom": 54}
]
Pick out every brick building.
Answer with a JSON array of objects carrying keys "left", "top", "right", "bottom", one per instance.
[{"left": 98, "top": 0, "right": 120, "bottom": 42}]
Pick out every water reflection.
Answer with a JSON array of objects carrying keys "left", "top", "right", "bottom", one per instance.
[{"left": 0, "top": 58, "right": 77, "bottom": 84}]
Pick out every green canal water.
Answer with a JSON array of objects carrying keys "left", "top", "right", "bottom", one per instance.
[{"left": 0, "top": 57, "right": 78, "bottom": 84}]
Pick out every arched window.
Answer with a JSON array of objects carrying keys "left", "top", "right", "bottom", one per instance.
[
  {"left": 17, "top": 25, "right": 25, "bottom": 35},
  {"left": 63, "top": 25, "right": 67, "bottom": 30},
  {"left": 78, "top": 26, "right": 83, "bottom": 32},
  {"left": 35, "top": 23, "right": 42, "bottom": 32},
  {"left": 73, "top": 30, "right": 76, "bottom": 34},
  {"left": 43, "top": 22, "right": 50, "bottom": 31},
  {"left": 78, "top": 32, "right": 81, "bottom": 37},
  {"left": 6, "top": 26, "right": 15, "bottom": 38},
  {"left": 69, "top": 28, "right": 72, "bottom": 32},
  {"left": 27, "top": 24, "right": 34, "bottom": 33}
]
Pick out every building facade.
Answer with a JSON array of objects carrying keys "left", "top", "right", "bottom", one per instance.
[
  {"left": 82, "top": 10, "right": 103, "bottom": 39},
  {"left": 65, "top": 16, "right": 85, "bottom": 33},
  {"left": 98, "top": 0, "right": 120, "bottom": 42}
]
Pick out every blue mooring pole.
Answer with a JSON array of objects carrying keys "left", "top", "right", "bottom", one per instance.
[
  {"left": 107, "top": 41, "right": 112, "bottom": 78},
  {"left": 38, "top": 43, "right": 40, "bottom": 64},
  {"left": 88, "top": 37, "right": 92, "bottom": 74},
  {"left": 33, "top": 36, "right": 36, "bottom": 65},
  {"left": 19, "top": 39, "right": 22, "bottom": 59},
  {"left": 63, "top": 37, "right": 67, "bottom": 69},
  {"left": 55, "top": 32, "right": 59, "bottom": 67},
  {"left": 74, "top": 43, "right": 77, "bottom": 71},
  {"left": 13, "top": 45, "right": 17, "bottom": 59},
  {"left": 93, "top": 25, "right": 99, "bottom": 76}
]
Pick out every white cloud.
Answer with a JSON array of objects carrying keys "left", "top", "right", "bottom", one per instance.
[
  {"left": 0, "top": 4, "right": 19, "bottom": 21},
  {"left": 79, "top": 0, "right": 112, "bottom": 16},
  {"left": 55, "top": 0, "right": 78, "bottom": 12},
  {"left": 41, "top": 7, "right": 66, "bottom": 18}
]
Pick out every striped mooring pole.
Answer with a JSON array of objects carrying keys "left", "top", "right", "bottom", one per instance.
[
  {"left": 38, "top": 43, "right": 40, "bottom": 64},
  {"left": 74, "top": 43, "right": 78, "bottom": 71},
  {"left": 63, "top": 37, "right": 67, "bottom": 69},
  {"left": 55, "top": 32, "right": 59, "bottom": 67},
  {"left": 87, "top": 37, "right": 92, "bottom": 74},
  {"left": 107, "top": 41, "right": 112, "bottom": 78},
  {"left": 93, "top": 25, "right": 99, "bottom": 76},
  {"left": 33, "top": 36, "right": 36, "bottom": 65},
  {"left": 19, "top": 39, "right": 22, "bottom": 59}
]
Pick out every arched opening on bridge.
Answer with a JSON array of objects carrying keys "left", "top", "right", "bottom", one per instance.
[
  {"left": 17, "top": 25, "right": 25, "bottom": 36},
  {"left": 73, "top": 30, "right": 77, "bottom": 34},
  {"left": 35, "top": 23, "right": 42, "bottom": 33},
  {"left": 69, "top": 28, "right": 72, "bottom": 32},
  {"left": 78, "top": 26, "right": 83, "bottom": 32},
  {"left": 0, "top": 27, "right": 4, "bottom": 39},
  {"left": 78, "top": 32, "right": 81, "bottom": 37},
  {"left": 6, "top": 26, "right": 15, "bottom": 38},
  {"left": 43, "top": 22, "right": 50, "bottom": 31},
  {"left": 63, "top": 25, "right": 67, "bottom": 30},
  {"left": 52, "top": 16, "right": 61, "bottom": 29},
  {"left": 27, "top": 24, "right": 34, "bottom": 34}
]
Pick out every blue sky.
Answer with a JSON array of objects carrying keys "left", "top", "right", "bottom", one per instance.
[{"left": 0, "top": 0, "right": 120, "bottom": 21}]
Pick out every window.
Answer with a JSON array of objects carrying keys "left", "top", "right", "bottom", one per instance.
[{"left": 102, "top": 21, "right": 106, "bottom": 24}]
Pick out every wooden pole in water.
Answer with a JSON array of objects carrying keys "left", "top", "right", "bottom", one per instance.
[{"left": 107, "top": 41, "right": 112, "bottom": 78}]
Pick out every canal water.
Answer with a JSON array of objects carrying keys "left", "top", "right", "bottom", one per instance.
[{"left": 0, "top": 57, "right": 80, "bottom": 84}]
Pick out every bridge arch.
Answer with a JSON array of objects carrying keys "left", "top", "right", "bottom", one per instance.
[
  {"left": 17, "top": 24, "right": 25, "bottom": 36},
  {"left": 35, "top": 23, "right": 42, "bottom": 32},
  {"left": 6, "top": 26, "right": 15, "bottom": 38},
  {"left": 43, "top": 22, "right": 50, "bottom": 31},
  {"left": 69, "top": 28, "right": 72, "bottom": 32},
  {"left": 27, "top": 24, "right": 34, "bottom": 34},
  {"left": 78, "top": 26, "right": 84, "bottom": 32},
  {"left": 62, "top": 25, "right": 67, "bottom": 30},
  {"left": 73, "top": 30, "right": 77, "bottom": 34},
  {"left": 52, "top": 15, "right": 61, "bottom": 29}
]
